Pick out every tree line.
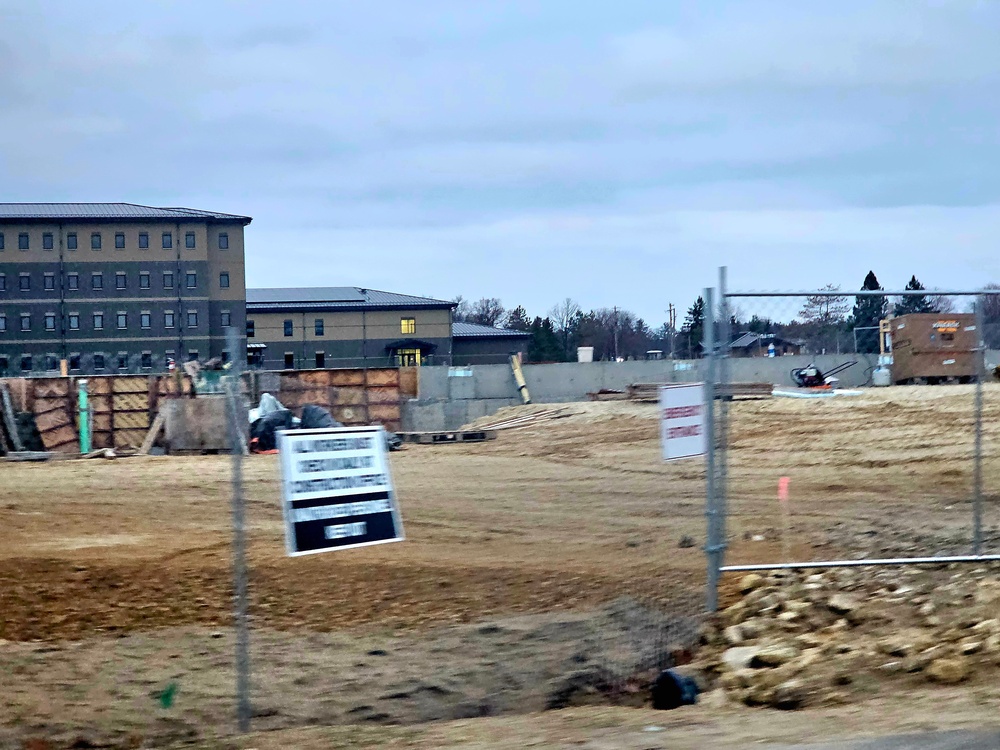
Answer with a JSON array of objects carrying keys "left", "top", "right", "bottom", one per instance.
[{"left": 455, "top": 272, "right": 998, "bottom": 362}]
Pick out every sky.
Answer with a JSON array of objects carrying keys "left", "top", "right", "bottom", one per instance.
[{"left": 2, "top": 1, "right": 999, "bottom": 325}]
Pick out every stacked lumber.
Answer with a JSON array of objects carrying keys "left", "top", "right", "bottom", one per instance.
[
  {"left": 475, "top": 407, "right": 569, "bottom": 431},
  {"left": 627, "top": 382, "right": 774, "bottom": 402}
]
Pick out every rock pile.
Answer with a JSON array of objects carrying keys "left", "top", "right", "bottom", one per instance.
[{"left": 694, "top": 566, "right": 1000, "bottom": 709}]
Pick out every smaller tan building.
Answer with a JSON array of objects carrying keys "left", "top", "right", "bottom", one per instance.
[{"left": 245, "top": 287, "right": 456, "bottom": 369}]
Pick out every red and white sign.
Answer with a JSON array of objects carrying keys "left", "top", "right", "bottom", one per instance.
[{"left": 660, "top": 383, "right": 707, "bottom": 461}]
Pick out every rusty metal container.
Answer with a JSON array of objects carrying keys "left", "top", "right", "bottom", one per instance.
[{"left": 889, "top": 313, "right": 978, "bottom": 384}]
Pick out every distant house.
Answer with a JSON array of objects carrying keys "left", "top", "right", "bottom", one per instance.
[
  {"left": 452, "top": 322, "right": 531, "bottom": 365},
  {"left": 730, "top": 332, "right": 802, "bottom": 358}
]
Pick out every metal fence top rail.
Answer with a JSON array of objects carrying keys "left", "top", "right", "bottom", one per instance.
[{"left": 727, "top": 290, "right": 998, "bottom": 298}]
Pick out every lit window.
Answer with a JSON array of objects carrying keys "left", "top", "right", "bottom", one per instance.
[
  {"left": 221, "top": 310, "right": 231, "bottom": 327},
  {"left": 218, "top": 232, "right": 229, "bottom": 249},
  {"left": 162, "top": 232, "right": 172, "bottom": 249},
  {"left": 43, "top": 233, "right": 53, "bottom": 250},
  {"left": 19, "top": 233, "right": 29, "bottom": 250},
  {"left": 66, "top": 233, "right": 77, "bottom": 250},
  {"left": 315, "top": 318, "right": 324, "bottom": 336},
  {"left": 219, "top": 272, "right": 229, "bottom": 288},
  {"left": 138, "top": 232, "right": 149, "bottom": 249},
  {"left": 401, "top": 317, "right": 416, "bottom": 334},
  {"left": 185, "top": 232, "right": 195, "bottom": 249},
  {"left": 284, "top": 319, "right": 293, "bottom": 336},
  {"left": 91, "top": 232, "right": 101, "bottom": 250}
]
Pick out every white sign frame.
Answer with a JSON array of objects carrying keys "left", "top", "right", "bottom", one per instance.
[
  {"left": 660, "top": 382, "right": 707, "bottom": 461},
  {"left": 277, "top": 425, "right": 404, "bottom": 556}
]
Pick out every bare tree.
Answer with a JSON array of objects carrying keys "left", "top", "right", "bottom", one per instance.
[
  {"left": 928, "top": 294, "right": 955, "bottom": 314},
  {"left": 798, "top": 284, "right": 849, "bottom": 325},
  {"left": 468, "top": 297, "right": 506, "bottom": 327},
  {"left": 548, "top": 297, "right": 582, "bottom": 358},
  {"left": 452, "top": 296, "right": 472, "bottom": 322}
]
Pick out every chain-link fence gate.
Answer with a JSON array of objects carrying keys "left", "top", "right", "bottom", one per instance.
[{"left": 703, "top": 268, "right": 1000, "bottom": 610}]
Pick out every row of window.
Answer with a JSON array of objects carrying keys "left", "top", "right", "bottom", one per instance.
[
  {"left": 0, "top": 231, "right": 229, "bottom": 251},
  {"left": 245, "top": 316, "right": 416, "bottom": 338},
  {"left": 0, "top": 271, "right": 229, "bottom": 292},
  {"left": 0, "top": 350, "right": 211, "bottom": 374},
  {"left": 0, "top": 309, "right": 231, "bottom": 332}
]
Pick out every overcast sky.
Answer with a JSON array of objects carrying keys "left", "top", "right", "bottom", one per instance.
[{"left": 2, "top": 1, "right": 999, "bottom": 324}]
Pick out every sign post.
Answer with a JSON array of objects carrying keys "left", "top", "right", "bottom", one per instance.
[
  {"left": 659, "top": 383, "right": 707, "bottom": 462},
  {"left": 277, "top": 426, "right": 404, "bottom": 555}
]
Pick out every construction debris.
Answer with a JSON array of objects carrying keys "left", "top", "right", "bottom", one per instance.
[
  {"left": 396, "top": 429, "right": 497, "bottom": 445},
  {"left": 626, "top": 382, "right": 774, "bottom": 402}
]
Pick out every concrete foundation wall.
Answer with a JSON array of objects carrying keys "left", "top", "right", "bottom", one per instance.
[{"left": 402, "top": 354, "right": 882, "bottom": 432}]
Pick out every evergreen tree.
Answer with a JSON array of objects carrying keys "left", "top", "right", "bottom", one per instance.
[
  {"left": 681, "top": 296, "right": 705, "bottom": 358},
  {"left": 527, "top": 317, "right": 563, "bottom": 362},
  {"left": 852, "top": 271, "right": 887, "bottom": 353},
  {"left": 504, "top": 305, "right": 531, "bottom": 331},
  {"left": 895, "top": 276, "right": 935, "bottom": 316}
]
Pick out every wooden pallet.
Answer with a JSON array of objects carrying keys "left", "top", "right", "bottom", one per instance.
[{"left": 396, "top": 429, "right": 497, "bottom": 445}]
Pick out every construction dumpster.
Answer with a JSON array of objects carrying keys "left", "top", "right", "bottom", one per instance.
[{"left": 889, "top": 313, "right": 979, "bottom": 384}]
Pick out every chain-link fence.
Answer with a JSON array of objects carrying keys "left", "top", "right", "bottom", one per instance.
[{"left": 703, "top": 272, "right": 1000, "bottom": 609}]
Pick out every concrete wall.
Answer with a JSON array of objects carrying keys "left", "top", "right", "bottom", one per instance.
[{"left": 402, "top": 354, "right": 881, "bottom": 432}]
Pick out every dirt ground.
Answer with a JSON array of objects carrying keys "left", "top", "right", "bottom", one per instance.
[{"left": 2, "top": 385, "right": 1000, "bottom": 747}]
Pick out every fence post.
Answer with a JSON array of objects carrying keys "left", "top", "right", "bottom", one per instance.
[
  {"left": 703, "top": 287, "right": 719, "bottom": 612},
  {"left": 974, "top": 295, "right": 985, "bottom": 556},
  {"left": 225, "top": 326, "right": 252, "bottom": 732},
  {"left": 717, "top": 267, "right": 729, "bottom": 577}
]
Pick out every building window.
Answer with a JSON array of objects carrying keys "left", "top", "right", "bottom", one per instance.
[
  {"left": 116, "top": 272, "right": 127, "bottom": 290},
  {"left": 21, "top": 355, "right": 32, "bottom": 372},
  {"left": 20, "top": 314, "right": 30, "bottom": 331},
  {"left": 401, "top": 317, "right": 416, "bottom": 334},
  {"left": 69, "top": 313, "right": 80, "bottom": 330},
  {"left": 0, "top": 232, "right": 4, "bottom": 249},
  {"left": 0, "top": 314, "right": 5, "bottom": 332},
  {"left": 44, "top": 313, "right": 55, "bottom": 331},
  {"left": 0, "top": 274, "right": 4, "bottom": 291},
  {"left": 315, "top": 318, "right": 324, "bottom": 336},
  {"left": 43, "top": 233, "right": 53, "bottom": 250},
  {"left": 69, "top": 354, "right": 81, "bottom": 371},
  {"left": 188, "top": 350, "right": 199, "bottom": 362},
  {"left": 92, "top": 272, "right": 103, "bottom": 290},
  {"left": 284, "top": 319, "right": 293, "bottom": 337},
  {"left": 284, "top": 352, "right": 294, "bottom": 368},
  {"left": 315, "top": 351, "right": 325, "bottom": 368},
  {"left": 67, "top": 232, "right": 77, "bottom": 250},
  {"left": 187, "top": 311, "right": 198, "bottom": 327},
  {"left": 117, "top": 312, "right": 127, "bottom": 329},
  {"left": 44, "top": 273, "right": 55, "bottom": 291},
  {"left": 117, "top": 353, "right": 128, "bottom": 370},
  {"left": 67, "top": 273, "right": 78, "bottom": 290},
  {"left": 19, "top": 274, "right": 30, "bottom": 291},
  {"left": 221, "top": 310, "right": 231, "bottom": 327},
  {"left": 93, "top": 312, "right": 104, "bottom": 330},
  {"left": 163, "top": 271, "right": 174, "bottom": 289},
  {"left": 139, "top": 272, "right": 150, "bottom": 289},
  {"left": 186, "top": 272, "right": 197, "bottom": 289},
  {"left": 139, "top": 232, "right": 149, "bottom": 249},
  {"left": 19, "top": 233, "right": 29, "bottom": 250},
  {"left": 45, "top": 355, "right": 58, "bottom": 371},
  {"left": 162, "top": 232, "right": 172, "bottom": 249},
  {"left": 0, "top": 356, "right": 7, "bottom": 372},
  {"left": 94, "top": 354, "right": 105, "bottom": 370},
  {"left": 185, "top": 232, "right": 195, "bottom": 249},
  {"left": 246, "top": 320, "right": 255, "bottom": 337},
  {"left": 219, "top": 272, "right": 230, "bottom": 289},
  {"left": 141, "top": 352, "right": 152, "bottom": 369},
  {"left": 140, "top": 312, "right": 151, "bottom": 329},
  {"left": 91, "top": 232, "right": 101, "bottom": 250},
  {"left": 218, "top": 232, "right": 229, "bottom": 249},
  {"left": 115, "top": 232, "right": 125, "bottom": 249},
  {"left": 164, "top": 311, "right": 175, "bottom": 328}
]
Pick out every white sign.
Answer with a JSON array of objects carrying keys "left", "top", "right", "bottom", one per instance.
[
  {"left": 277, "top": 426, "right": 404, "bottom": 556},
  {"left": 660, "top": 383, "right": 707, "bottom": 461}
]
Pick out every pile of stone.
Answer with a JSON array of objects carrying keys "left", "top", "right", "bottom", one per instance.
[{"left": 694, "top": 566, "right": 1000, "bottom": 709}]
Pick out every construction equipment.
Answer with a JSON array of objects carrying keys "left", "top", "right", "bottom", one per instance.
[{"left": 790, "top": 360, "right": 857, "bottom": 389}]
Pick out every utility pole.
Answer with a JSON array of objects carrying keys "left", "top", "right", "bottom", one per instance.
[
  {"left": 667, "top": 304, "right": 676, "bottom": 360},
  {"left": 613, "top": 306, "right": 620, "bottom": 361}
]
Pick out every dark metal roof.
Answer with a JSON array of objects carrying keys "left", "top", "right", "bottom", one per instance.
[
  {"left": 730, "top": 332, "right": 804, "bottom": 349},
  {"left": 452, "top": 322, "right": 532, "bottom": 339},
  {"left": 0, "top": 202, "right": 251, "bottom": 223},
  {"left": 246, "top": 287, "right": 455, "bottom": 312}
]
